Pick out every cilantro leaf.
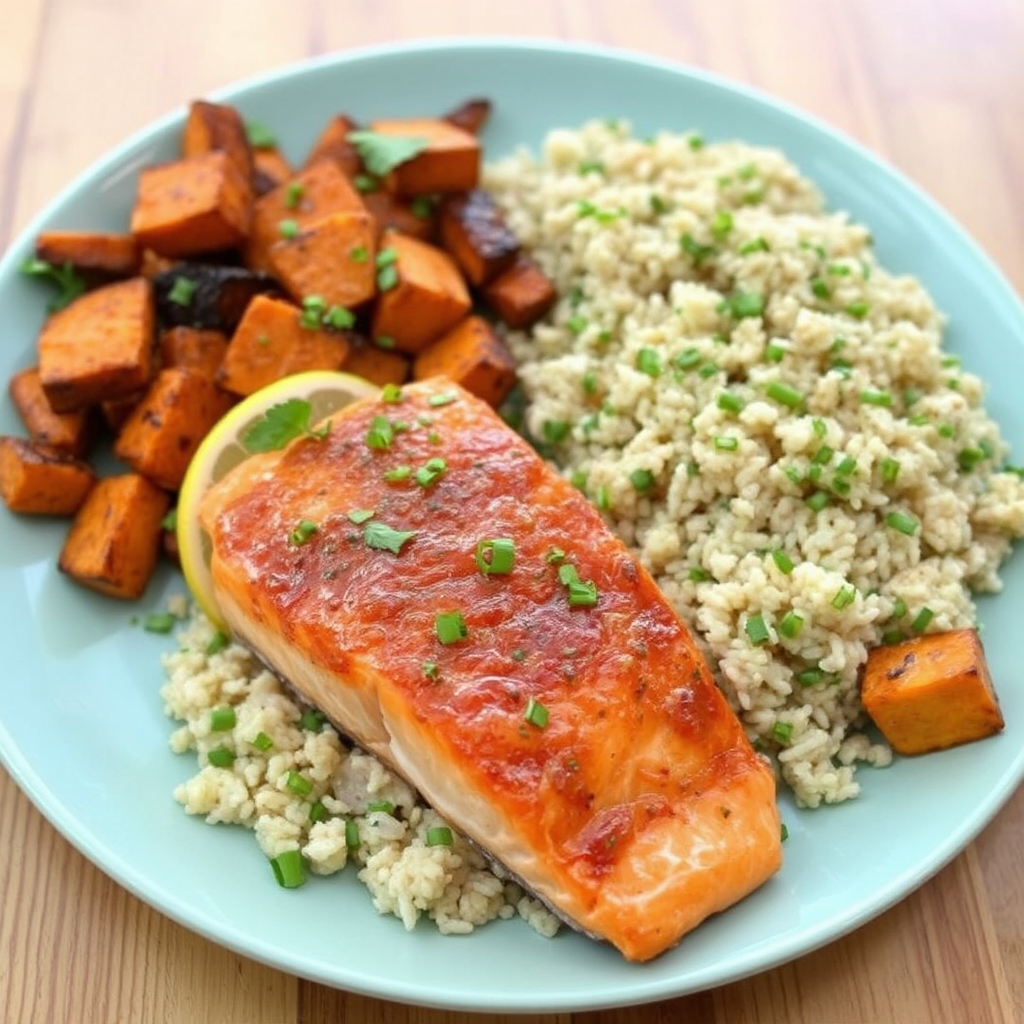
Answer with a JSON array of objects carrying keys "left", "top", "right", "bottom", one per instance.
[
  {"left": 363, "top": 521, "right": 416, "bottom": 555},
  {"left": 20, "top": 257, "right": 87, "bottom": 312},
  {"left": 242, "top": 399, "right": 331, "bottom": 453},
  {"left": 346, "top": 130, "right": 428, "bottom": 176},
  {"left": 245, "top": 121, "right": 277, "bottom": 148}
]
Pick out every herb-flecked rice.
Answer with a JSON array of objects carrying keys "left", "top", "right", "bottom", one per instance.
[{"left": 484, "top": 120, "right": 1024, "bottom": 807}]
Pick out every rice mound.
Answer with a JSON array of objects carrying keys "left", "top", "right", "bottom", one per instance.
[
  {"left": 160, "top": 609, "right": 559, "bottom": 938},
  {"left": 484, "top": 120, "right": 1024, "bottom": 807}
]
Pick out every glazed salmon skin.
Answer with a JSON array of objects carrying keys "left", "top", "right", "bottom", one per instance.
[{"left": 200, "top": 377, "right": 782, "bottom": 961}]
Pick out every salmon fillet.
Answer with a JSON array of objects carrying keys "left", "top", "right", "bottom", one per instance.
[{"left": 200, "top": 377, "right": 782, "bottom": 961}]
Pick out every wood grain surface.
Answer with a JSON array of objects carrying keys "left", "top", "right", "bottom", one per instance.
[{"left": 2, "top": 1, "right": 1022, "bottom": 1022}]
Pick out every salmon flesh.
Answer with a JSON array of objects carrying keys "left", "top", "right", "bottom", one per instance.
[{"left": 199, "top": 377, "right": 782, "bottom": 961}]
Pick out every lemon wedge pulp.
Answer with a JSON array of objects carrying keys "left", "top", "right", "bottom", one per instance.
[{"left": 176, "top": 370, "right": 379, "bottom": 628}]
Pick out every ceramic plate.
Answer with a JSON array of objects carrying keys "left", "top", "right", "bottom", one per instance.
[{"left": 1, "top": 39, "right": 1022, "bottom": 1014}]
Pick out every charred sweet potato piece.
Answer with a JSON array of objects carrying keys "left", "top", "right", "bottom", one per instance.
[
  {"left": 253, "top": 146, "right": 294, "bottom": 195},
  {"left": 268, "top": 211, "right": 377, "bottom": 310},
  {"left": 159, "top": 326, "right": 229, "bottom": 381},
  {"left": 153, "top": 262, "right": 279, "bottom": 332},
  {"left": 341, "top": 337, "right": 411, "bottom": 388},
  {"left": 481, "top": 253, "right": 557, "bottom": 329},
  {"left": 182, "top": 100, "right": 255, "bottom": 184},
  {"left": 412, "top": 315, "right": 516, "bottom": 407},
  {"left": 367, "top": 118, "right": 480, "bottom": 196},
  {"left": 438, "top": 190, "right": 520, "bottom": 286},
  {"left": 861, "top": 629, "right": 1004, "bottom": 755},
  {"left": 362, "top": 191, "right": 436, "bottom": 242},
  {"left": 303, "top": 114, "right": 362, "bottom": 178},
  {"left": 130, "top": 151, "right": 252, "bottom": 257},
  {"left": 217, "top": 295, "right": 351, "bottom": 396},
  {"left": 370, "top": 231, "right": 472, "bottom": 354},
  {"left": 0, "top": 436, "right": 95, "bottom": 516},
  {"left": 114, "top": 368, "right": 235, "bottom": 491},
  {"left": 442, "top": 98, "right": 492, "bottom": 135},
  {"left": 37, "top": 277, "right": 155, "bottom": 412},
  {"left": 8, "top": 366, "right": 96, "bottom": 458},
  {"left": 34, "top": 231, "right": 140, "bottom": 282},
  {"left": 244, "top": 158, "right": 368, "bottom": 273},
  {"left": 58, "top": 473, "right": 169, "bottom": 599}
]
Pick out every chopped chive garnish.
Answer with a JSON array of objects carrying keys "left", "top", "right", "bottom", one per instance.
[
  {"left": 806, "top": 490, "right": 831, "bottom": 511},
  {"left": 566, "top": 313, "right": 588, "bottom": 335},
  {"left": 300, "top": 708, "right": 325, "bottom": 732},
  {"left": 717, "top": 391, "right": 745, "bottom": 414},
  {"left": 765, "top": 342, "right": 786, "bottom": 363},
  {"left": 711, "top": 210, "right": 734, "bottom": 239},
  {"left": 345, "top": 820, "right": 361, "bottom": 848},
  {"left": 745, "top": 614, "right": 771, "bottom": 645},
  {"left": 880, "top": 457, "right": 901, "bottom": 483},
  {"left": 885, "top": 511, "right": 919, "bottom": 536},
  {"left": 911, "top": 607, "right": 934, "bottom": 633},
  {"left": 779, "top": 611, "right": 805, "bottom": 638},
  {"left": 278, "top": 218, "right": 300, "bottom": 239},
  {"left": 630, "top": 468, "right": 656, "bottom": 493},
  {"left": 713, "top": 435, "right": 739, "bottom": 451},
  {"left": 636, "top": 348, "right": 662, "bottom": 377},
  {"left": 422, "top": 660, "right": 440, "bottom": 680},
  {"left": 245, "top": 121, "right": 277, "bottom": 147},
  {"left": 435, "top": 611, "right": 469, "bottom": 644},
  {"left": 323, "top": 305, "right": 355, "bottom": 330},
  {"left": 831, "top": 584, "right": 856, "bottom": 610},
  {"left": 207, "top": 745, "right": 235, "bottom": 768},
  {"left": 545, "top": 547, "right": 566, "bottom": 564},
  {"left": 581, "top": 371, "right": 598, "bottom": 395},
  {"left": 284, "top": 181, "right": 304, "bottom": 208},
  {"left": 835, "top": 455, "right": 858, "bottom": 476},
  {"left": 524, "top": 696, "right": 550, "bottom": 729},
  {"left": 771, "top": 549, "right": 795, "bottom": 574},
  {"left": 772, "top": 721, "right": 794, "bottom": 744},
  {"left": 578, "top": 158, "right": 606, "bottom": 175},
  {"left": 810, "top": 277, "right": 831, "bottom": 299},
  {"left": 410, "top": 196, "right": 434, "bottom": 218},
  {"left": 367, "top": 801, "right": 396, "bottom": 815},
  {"left": 673, "top": 348, "right": 703, "bottom": 371},
  {"left": 288, "top": 519, "right": 319, "bottom": 545},
  {"left": 354, "top": 173, "right": 378, "bottom": 193},
  {"left": 210, "top": 707, "right": 236, "bottom": 732},
  {"left": 542, "top": 419, "right": 571, "bottom": 444},
  {"left": 168, "top": 276, "right": 196, "bottom": 306},
  {"left": 845, "top": 301, "right": 870, "bottom": 319},
  {"left": 206, "top": 630, "right": 230, "bottom": 656},
  {"left": 882, "top": 629, "right": 907, "bottom": 645},
  {"left": 426, "top": 825, "right": 454, "bottom": 847},
  {"left": 739, "top": 237, "right": 770, "bottom": 254},
  {"left": 349, "top": 244, "right": 369, "bottom": 263},
  {"left": 270, "top": 849, "right": 306, "bottom": 889},
  {"left": 475, "top": 537, "right": 515, "bottom": 575},
  {"left": 781, "top": 823, "right": 790, "bottom": 842},
  {"left": 143, "top": 612, "right": 176, "bottom": 634},
  {"left": 251, "top": 731, "right": 274, "bottom": 752},
  {"left": 286, "top": 771, "right": 313, "bottom": 797},
  {"left": 812, "top": 445, "right": 834, "bottom": 466},
  {"left": 958, "top": 447, "right": 985, "bottom": 472},
  {"left": 376, "top": 263, "right": 399, "bottom": 291},
  {"left": 724, "top": 291, "right": 764, "bottom": 319},
  {"left": 688, "top": 567, "right": 711, "bottom": 582},
  {"left": 892, "top": 596, "right": 908, "bottom": 619},
  {"left": 680, "top": 233, "right": 716, "bottom": 263},
  {"left": 415, "top": 457, "right": 447, "bottom": 488},
  {"left": 309, "top": 800, "right": 328, "bottom": 823},
  {"left": 365, "top": 415, "right": 395, "bottom": 450},
  {"left": 765, "top": 381, "right": 805, "bottom": 409},
  {"left": 859, "top": 389, "right": 893, "bottom": 407},
  {"left": 557, "top": 563, "right": 599, "bottom": 607},
  {"left": 795, "top": 666, "right": 825, "bottom": 686},
  {"left": 827, "top": 262, "right": 851, "bottom": 276},
  {"left": 938, "top": 423, "right": 956, "bottom": 439},
  {"left": 649, "top": 194, "right": 670, "bottom": 214},
  {"left": 700, "top": 362, "right": 720, "bottom": 379}
]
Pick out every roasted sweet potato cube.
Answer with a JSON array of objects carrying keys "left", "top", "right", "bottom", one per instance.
[
  {"left": 861, "top": 629, "right": 1005, "bottom": 755},
  {"left": 438, "top": 190, "right": 520, "bottom": 286},
  {"left": 8, "top": 366, "right": 96, "bottom": 458},
  {"left": 34, "top": 231, "right": 141, "bottom": 282},
  {"left": 370, "top": 232, "right": 471, "bottom": 354},
  {"left": 153, "top": 263, "right": 279, "bottom": 332},
  {"left": 368, "top": 118, "right": 480, "bottom": 196},
  {"left": 253, "top": 147, "right": 294, "bottom": 195},
  {"left": 481, "top": 254, "right": 557, "bottom": 329},
  {"left": 303, "top": 115, "right": 362, "bottom": 178},
  {"left": 268, "top": 211, "right": 377, "bottom": 310},
  {"left": 0, "top": 436, "right": 95, "bottom": 516},
  {"left": 114, "top": 368, "right": 235, "bottom": 491},
  {"left": 182, "top": 100, "right": 255, "bottom": 183},
  {"left": 341, "top": 337, "right": 411, "bottom": 387},
  {"left": 244, "top": 158, "right": 368, "bottom": 273},
  {"left": 58, "top": 473, "right": 169, "bottom": 599},
  {"left": 362, "top": 191, "right": 436, "bottom": 242},
  {"left": 412, "top": 315, "right": 516, "bottom": 407},
  {"left": 217, "top": 295, "right": 351, "bottom": 396},
  {"left": 38, "top": 277, "right": 155, "bottom": 412},
  {"left": 441, "top": 98, "right": 492, "bottom": 135},
  {"left": 131, "top": 151, "right": 252, "bottom": 257},
  {"left": 159, "top": 326, "right": 229, "bottom": 381}
]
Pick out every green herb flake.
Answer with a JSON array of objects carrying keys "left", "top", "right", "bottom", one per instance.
[
  {"left": 630, "top": 468, "right": 656, "bottom": 493},
  {"left": 20, "top": 257, "right": 87, "bottom": 311},
  {"left": 771, "top": 549, "right": 795, "bottom": 574},
  {"left": 168, "top": 276, "right": 197, "bottom": 306},
  {"left": 772, "top": 721, "right": 794, "bottom": 744},
  {"left": 322, "top": 305, "right": 355, "bottom": 330},
  {"left": 831, "top": 584, "right": 857, "bottom": 610},
  {"left": 365, "top": 415, "right": 395, "bottom": 450},
  {"left": 711, "top": 210, "right": 734, "bottom": 240},
  {"left": 284, "top": 181, "right": 305, "bottom": 209},
  {"left": 206, "top": 630, "right": 230, "bottom": 656},
  {"left": 143, "top": 612, "right": 176, "bottom": 634},
  {"left": 347, "top": 508, "right": 375, "bottom": 525},
  {"left": 542, "top": 419, "right": 571, "bottom": 444},
  {"left": 349, "top": 244, "right": 369, "bottom": 262},
  {"left": 475, "top": 537, "right": 515, "bottom": 576},
  {"left": 346, "top": 129, "right": 428, "bottom": 176},
  {"left": 745, "top": 613, "right": 771, "bottom": 646},
  {"left": 680, "top": 233, "right": 717, "bottom": 263},
  {"left": 725, "top": 291, "right": 764, "bottom": 319},
  {"left": 245, "top": 121, "right": 277, "bottom": 148},
  {"left": 363, "top": 521, "right": 417, "bottom": 554},
  {"left": 422, "top": 660, "right": 440, "bottom": 681},
  {"left": 288, "top": 519, "right": 319, "bottom": 546},
  {"left": 435, "top": 610, "right": 469, "bottom": 645},
  {"left": 779, "top": 611, "right": 804, "bottom": 639},
  {"left": 415, "top": 457, "right": 447, "bottom": 488},
  {"left": 911, "top": 606, "right": 934, "bottom": 633},
  {"left": 739, "top": 237, "right": 770, "bottom": 255},
  {"left": 161, "top": 508, "right": 178, "bottom": 531},
  {"left": 428, "top": 392, "right": 457, "bottom": 408},
  {"left": 885, "top": 510, "right": 919, "bottom": 536},
  {"left": 278, "top": 218, "right": 300, "bottom": 240},
  {"left": 524, "top": 696, "right": 550, "bottom": 729},
  {"left": 636, "top": 348, "right": 662, "bottom": 377}
]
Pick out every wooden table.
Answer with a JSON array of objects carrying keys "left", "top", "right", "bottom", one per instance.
[{"left": 2, "top": 1, "right": 1023, "bottom": 1021}]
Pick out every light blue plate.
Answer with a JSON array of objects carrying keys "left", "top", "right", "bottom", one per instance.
[{"left": 1, "top": 39, "right": 1022, "bottom": 1014}]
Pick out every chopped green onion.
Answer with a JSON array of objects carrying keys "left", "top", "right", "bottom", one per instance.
[
  {"left": 354, "top": 173, "right": 378, "bottom": 193},
  {"left": 739, "top": 237, "right": 770, "bottom": 254},
  {"left": 779, "top": 611, "right": 804, "bottom": 638},
  {"left": 958, "top": 447, "right": 986, "bottom": 472},
  {"left": 415, "top": 457, "right": 447, "bottom": 488},
  {"left": 288, "top": 519, "right": 319, "bottom": 545},
  {"left": 375, "top": 335, "right": 396, "bottom": 349},
  {"left": 903, "top": 387, "right": 922, "bottom": 408},
  {"left": 711, "top": 210, "right": 734, "bottom": 239},
  {"left": 426, "top": 825, "right": 454, "bottom": 847},
  {"left": 270, "top": 849, "right": 306, "bottom": 889},
  {"left": 630, "top": 468, "right": 656, "bottom": 493},
  {"left": 143, "top": 612, "right": 176, "bottom": 634},
  {"left": 366, "top": 801, "right": 395, "bottom": 815},
  {"left": 724, "top": 291, "right": 764, "bottom": 319},
  {"left": 771, "top": 549, "right": 795, "bottom": 574},
  {"left": 882, "top": 629, "right": 907, "bottom": 645},
  {"left": 428, "top": 391, "right": 457, "bottom": 408},
  {"left": 422, "top": 660, "right": 440, "bottom": 680},
  {"left": 410, "top": 196, "right": 434, "bottom": 218},
  {"left": 205, "top": 630, "right": 230, "bottom": 656},
  {"left": 795, "top": 666, "right": 825, "bottom": 686},
  {"left": 578, "top": 158, "right": 606, "bottom": 175},
  {"left": 885, "top": 510, "right": 919, "bottom": 536},
  {"left": 911, "top": 607, "right": 934, "bottom": 633},
  {"left": 765, "top": 342, "right": 786, "bottom": 363},
  {"left": 810, "top": 277, "right": 831, "bottom": 299},
  {"left": 581, "top": 371, "right": 598, "bottom": 395},
  {"left": 542, "top": 419, "right": 571, "bottom": 444},
  {"left": 309, "top": 800, "right": 328, "bottom": 823},
  {"left": 938, "top": 423, "right": 956, "bottom": 439},
  {"left": 251, "top": 731, "right": 274, "bottom": 752},
  {"left": 649, "top": 194, "right": 670, "bottom": 215},
  {"left": 363, "top": 520, "right": 416, "bottom": 554},
  {"left": 892, "top": 596, "right": 908, "bottom": 619},
  {"left": 349, "top": 244, "right": 369, "bottom": 263},
  {"left": 765, "top": 381, "right": 805, "bottom": 409},
  {"left": 545, "top": 547, "right": 566, "bottom": 564},
  {"left": 845, "top": 301, "right": 870, "bottom": 319},
  {"left": 831, "top": 584, "right": 856, "bottom": 610},
  {"left": 772, "top": 721, "right": 794, "bottom": 744},
  {"left": 688, "top": 133, "right": 705, "bottom": 150},
  {"left": 365, "top": 415, "right": 395, "bottom": 450},
  {"left": 322, "top": 305, "right": 355, "bottom": 330},
  {"left": 680, "top": 233, "right": 716, "bottom": 263},
  {"left": 210, "top": 706, "right": 236, "bottom": 732},
  {"left": 278, "top": 218, "right": 300, "bottom": 239},
  {"left": 345, "top": 820, "right": 361, "bottom": 848},
  {"left": 435, "top": 611, "right": 469, "bottom": 644},
  {"left": 376, "top": 263, "right": 399, "bottom": 291},
  {"left": 835, "top": 455, "right": 858, "bottom": 476},
  {"left": 827, "top": 262, "right": 851, "bottom": 276},
  {"left": 557, "top": 563, "right": 599, "bottom": 607},
  {"left": 168, "top": 276, "right": 196, "bottom": 306},
  {"left": 207, "top": 745, "right": 235, "bottom": 768},
  {"left": 745, "top": 614, "right": 771, "bottom": 646},
  {"left": 812, "top": 445, "right": 834, "bottom": 466},
  {"left": 859, "top": 389, "right": 893, "bottom": 408},
  {"left": 300, "top": 708, "right": 325, "bottom": 732},
  {"left": 284, "top": 181, "right": 304, "bottom": 208},
  {"left": 717, "top": 391, "right": 745, "bottom": 414},
  {"left": 688, "top": 567, "right": 711, "bottom": 582},
  {"left": 475, "top": 537, "right": 515, "bottom": 575},
  {"left": 806, "top": 490, "right": 831, "bottom": 512},
  {"left": 245, "top": 121, "right": 277, "bottom": 147},
  {"left": 781, "top": 823, "right": 790, "bottom": 842},
  {"left": 713, "top": 435, "right": 739, "bottom": 451},
  {"left": 636, "top": 348, "right": 662, "bottom": 377},
  {"left": 286, "top": 771, "right": 313, "bottom": 797},
  {"left": 880, "top": 457, "right": 901, "bottom": 483},
  {"left": 524, "top": 696, "right": 550, "bottom": 729}
]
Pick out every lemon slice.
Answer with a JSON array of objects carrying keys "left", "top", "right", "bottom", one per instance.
[{"left": 176, "top": 370, "right": 380, "bottom": 628}]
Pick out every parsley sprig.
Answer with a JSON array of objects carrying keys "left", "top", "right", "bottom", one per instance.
[
  {"left": 20, "top": 257, "right": 87, "bottom": 312},
  {"left": 242, "top": 399, "right": 331, "bottom": 453},
  {"left": 346, "top": 130, "right": 427, "bottom": 176}
]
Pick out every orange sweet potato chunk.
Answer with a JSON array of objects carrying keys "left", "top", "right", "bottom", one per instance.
[
  {"left": 438, "top": 190, "right": 520, "bottom": 287},
  {"left": 37, "top": 277, "right": 155, "bottom": 413},
  {"left": 268, "top": 211, "right": 377, "bottom": 310},
  {"left": 861, "top": 629, "right": 1005, "bottom": 755},
  {"left": 481, "top": 254, "right": 557, "bottom": 330},
  {"left": 412, "top": 315, "right": 516, "bottom": 407},
  {"left": 341, "top": 338, "right": 410, "bottom": 388},
  {"left": 58, "top": 473, "right": 169, "bottom": 599},
  {"left": 8, "top": 366, "right": 96, "bottom": 458},
  {"left": 368, "top": 118, "right": 480, "bottom": 196},
  {"left": 131, "top": 151, "right": 251, "bottom": 257},
  {"left": 217, "top": 295, "right": 351, "bottom": 396},
  {"left": 370, "top": 231, "right": 471, "bottom": 354},
  {"left": 159, "top": 327, "right": 230, "bottom": 381},
  {"left": 34, "top": 231, "right": 141, "bottom": 281},
  {"left": 253, "top": 147, "right": 295, "bottom": 195},
  {"left": 182, "top": 99, "right": 255, "bottom": 184},
  {"left": 303, "top": 114, "right": 362, "bottom": 179},
  {"left": 0, "top": 436, "right": 95, "bottom": 516}
]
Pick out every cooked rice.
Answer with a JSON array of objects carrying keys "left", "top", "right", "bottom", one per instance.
[{"left": 483, "top": 120, "right": 1024, "bottom": 806}]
